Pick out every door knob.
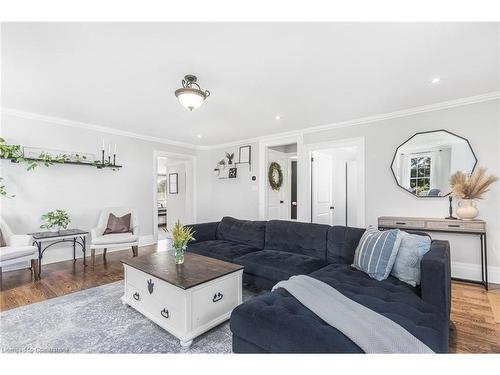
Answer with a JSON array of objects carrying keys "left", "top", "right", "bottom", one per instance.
[
  {"left": 329, "top": 206, "right": 335, "bottom": 210},
  {"left": 280, "top": 200, "right": 284, "bottom": 204}
]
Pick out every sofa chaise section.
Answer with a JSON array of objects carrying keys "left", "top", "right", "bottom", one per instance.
[{"left": 230, "top": 226, "right": 451, "bottom": 353}]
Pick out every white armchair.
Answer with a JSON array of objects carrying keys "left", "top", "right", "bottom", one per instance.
[
  {"left": 90, "top": 207, "right": 140, "bottom": 262},
  {"left": 0, "top": 218, "right": 39, "bottom": 279}
]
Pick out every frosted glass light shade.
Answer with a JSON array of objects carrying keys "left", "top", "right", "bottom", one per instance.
[{"left": 175, "top": 88, "right": 206, "bottom": 111}]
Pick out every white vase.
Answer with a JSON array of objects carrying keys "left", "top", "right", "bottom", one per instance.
[
  {"left": 50, "top": 225, "right": 60, "bottom": 232},
  {"left": 456, "top": 199, "right": 479, "bottom": 220}
]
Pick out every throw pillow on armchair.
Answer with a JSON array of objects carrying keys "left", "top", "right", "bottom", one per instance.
[{"left": 103, "top": 213, "right": 132, "bottom": 235}]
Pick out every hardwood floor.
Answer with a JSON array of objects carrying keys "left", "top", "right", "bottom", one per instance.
[{"left": 1, "top": 242, "right": 499, "bottom": 353}]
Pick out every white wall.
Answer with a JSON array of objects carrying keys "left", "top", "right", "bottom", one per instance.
[
  {"left": 196, "top": 100, "right": 500, "bottom": 283},
  {"left": 0, "top": 113, "right": 196, "bottom": 265},
  {"left": 196, "top": 143, "right": 260, "bottom": 222}
]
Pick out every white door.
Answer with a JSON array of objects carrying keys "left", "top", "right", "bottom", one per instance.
[
  {"left": 311, "top": 151, "right": 333, "bottom": 225},
  {"left": 346, "top": 159, "right": 358, "bottom": 226},
  {"left": 267, "top": 149, "right": 289, "bottom": 220}
]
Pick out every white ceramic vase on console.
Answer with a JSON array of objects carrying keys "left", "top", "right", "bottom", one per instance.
[{"left": 456, "top": 199, "right": 479, "bottom": 220}]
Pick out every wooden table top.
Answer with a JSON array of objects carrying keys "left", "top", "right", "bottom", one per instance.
[{"left": 121, "top": 252, "right": 243, "bottom": 290}]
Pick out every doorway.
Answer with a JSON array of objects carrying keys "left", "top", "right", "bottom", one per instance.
[
  {"left": 266, "top": 143, "right": 298, "bottom": 220},
  {"left": 309, "top": 138, "right": 365, "bottom": 227},
  {"left": 153, "top": 152, "right": 196, "bottom": 241}
]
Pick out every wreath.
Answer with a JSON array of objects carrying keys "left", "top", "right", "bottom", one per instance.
[{"left": 268, "top": 162, "right": 284, "bottom": 191}]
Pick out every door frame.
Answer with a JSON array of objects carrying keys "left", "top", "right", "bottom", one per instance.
[
  {"left": 258, "top": 135, "right": 303, "bottom": 220},
  {"left": 152, "top": 150, "right": 197, "bottom": 241},
  {"left": 304, "top": 137, "right": 366, "bottom": 226}
]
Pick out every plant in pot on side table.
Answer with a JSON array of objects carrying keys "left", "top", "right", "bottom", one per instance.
[
  {"left": 40, "top": 209, "right": 71, "bottom": 232},
  {"left": 171, "top": 221, "right": 195, "bottom": 264},
  {"left": 450, "top": 167, "right": 498, "bottom": 220}
]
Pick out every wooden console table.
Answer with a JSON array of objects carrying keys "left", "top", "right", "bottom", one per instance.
[{"left": 378, "top": 216, "right": 488, "bottom": 290}]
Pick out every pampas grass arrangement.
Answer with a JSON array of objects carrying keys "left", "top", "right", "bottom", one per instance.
[{"left": 450, "top": 167, "right": 498, "bottom": 200}]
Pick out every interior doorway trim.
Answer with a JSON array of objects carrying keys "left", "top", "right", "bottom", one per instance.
[
  {"left": 152, "top": 150, "right": 197, "bottom": 241},
  {"left": 258, "top": 134, "right": 304, "bottom": 220},
  {"left": 304, "top": 136, "right": 366, "bottom": 227}
]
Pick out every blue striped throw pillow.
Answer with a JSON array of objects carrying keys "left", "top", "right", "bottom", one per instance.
[{"left": 352, "top": 228, "right": 402, "bottom": 281}]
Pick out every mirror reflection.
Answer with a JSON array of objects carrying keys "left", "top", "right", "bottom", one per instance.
[{"left": 391, "top": 130, "right": 477, "bottom": 197}]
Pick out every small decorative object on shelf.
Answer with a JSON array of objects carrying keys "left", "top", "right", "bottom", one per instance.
[
  {"left": 445, "top": 196, "right": 457, "bottom": 220},
  {"left": 228, "top": 167, "right": 237, "bottom": 179},
  {"left": 171, "top": 221, "right": 195, "bottom": 265},
  {"left": 268, "top": 161, "right": 284, "bottom": 191},
  {"left": 450, "top": 166, "right": 498, "bottom": 220},
  {"left": 95, "top": 140, "right": 122, "bottom": 170},
  {"left": 226, "top": 152, "right": 234, "bottom": 165},
  {"left": 217, "top": 159, "right": 226, "bottom": 169},
  {"left": 40, "top": 209, "right": 71, "bottom": 232}
]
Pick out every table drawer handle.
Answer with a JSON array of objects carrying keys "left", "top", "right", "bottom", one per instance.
[
  {"left": 161, "top": 308, "right": 169, "bottom": 319},
  {"left": 395, "top": 222, "right": 407, "bottom": 225},
  {"left": 133, "top": 292, "right": 140, "bottom": 301},
  {"left": 448, "top": 224, "right": 460, "bottom": 228},
  {"left": 213, "top": 292, "right": 223, "bottom": 303},
  {"left": 147, "top": 279, "right": 154, "bottom": 294}
]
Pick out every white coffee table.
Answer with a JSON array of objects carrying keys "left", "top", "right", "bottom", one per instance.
[{"left": 121, "top": 252, "right": 243, "bottom": 347}]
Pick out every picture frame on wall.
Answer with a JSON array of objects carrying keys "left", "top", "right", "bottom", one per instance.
[
  {"left": 228, "top": 167, "right": 237, "bottom": 179},
  {"left": 169, "top": 173, "right": 178, "bottom": 194},
  {"left": 238, "top": 145, "right": 251, "bottom": 164}
]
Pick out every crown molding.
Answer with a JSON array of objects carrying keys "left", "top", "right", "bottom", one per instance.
[
  {"left": 0, "top": 108, "right": 198, "bottom": 150},
  {"left": 3, "top": 91, "right": 499, "bottom": 152},
  {"left": 198, "top": 91, "right": 500, "bottom": 150}
]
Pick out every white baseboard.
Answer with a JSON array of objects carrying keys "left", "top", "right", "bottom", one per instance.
[{"left": 451, "top": 261, "right": 500, "bottom": 285}]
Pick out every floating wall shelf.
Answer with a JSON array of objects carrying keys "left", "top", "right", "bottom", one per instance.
[{"left": 6, "top": 157, "right": 122, "bottom": 170}]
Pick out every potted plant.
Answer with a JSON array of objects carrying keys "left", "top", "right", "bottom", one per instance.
[
  {"left": 217, "top": 159, "right": 226, "bottom": 169},
  {"left": 450, "top": 167, "right": 498, "bottom": 220},
  {"left": 40, "top": 210, "right": 71, "bottom": 232},
  {"left": 170, "top": 221, "right": 195, "bottom": 264}
]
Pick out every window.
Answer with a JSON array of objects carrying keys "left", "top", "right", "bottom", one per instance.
[{"left": 409, "top": 156, "right": 431, "bottom": 195}]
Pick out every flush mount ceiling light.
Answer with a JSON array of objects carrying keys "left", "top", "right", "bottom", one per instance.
[
  {"left": 431, "top": 77, "right": 441, "bottom": 85},
  {"left": 175, "top": 74, "right": 210, "bottom": 111}
]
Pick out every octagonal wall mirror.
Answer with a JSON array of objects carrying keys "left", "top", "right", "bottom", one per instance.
[{"left": 391, "top": 130, "right": 477, "bottom": 197}]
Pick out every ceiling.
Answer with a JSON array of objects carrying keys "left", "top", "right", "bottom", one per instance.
[{"left": 2, "top": 22, "right": 499, "bottom": 146}]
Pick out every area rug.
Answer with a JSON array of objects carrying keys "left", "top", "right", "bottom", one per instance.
[{"left": 0, "top": 281, "right": 259, "bottom": 353}]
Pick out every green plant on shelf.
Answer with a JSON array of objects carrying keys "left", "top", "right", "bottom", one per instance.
[
  {"left": 73, "top": 154, "right": 88, "bottom": 163},
  {"left": 225, "top": 152, "right": 234, "bottom": 164},
  {"left": 40, "top": 210, "right": 71, "bottom": 231}
]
